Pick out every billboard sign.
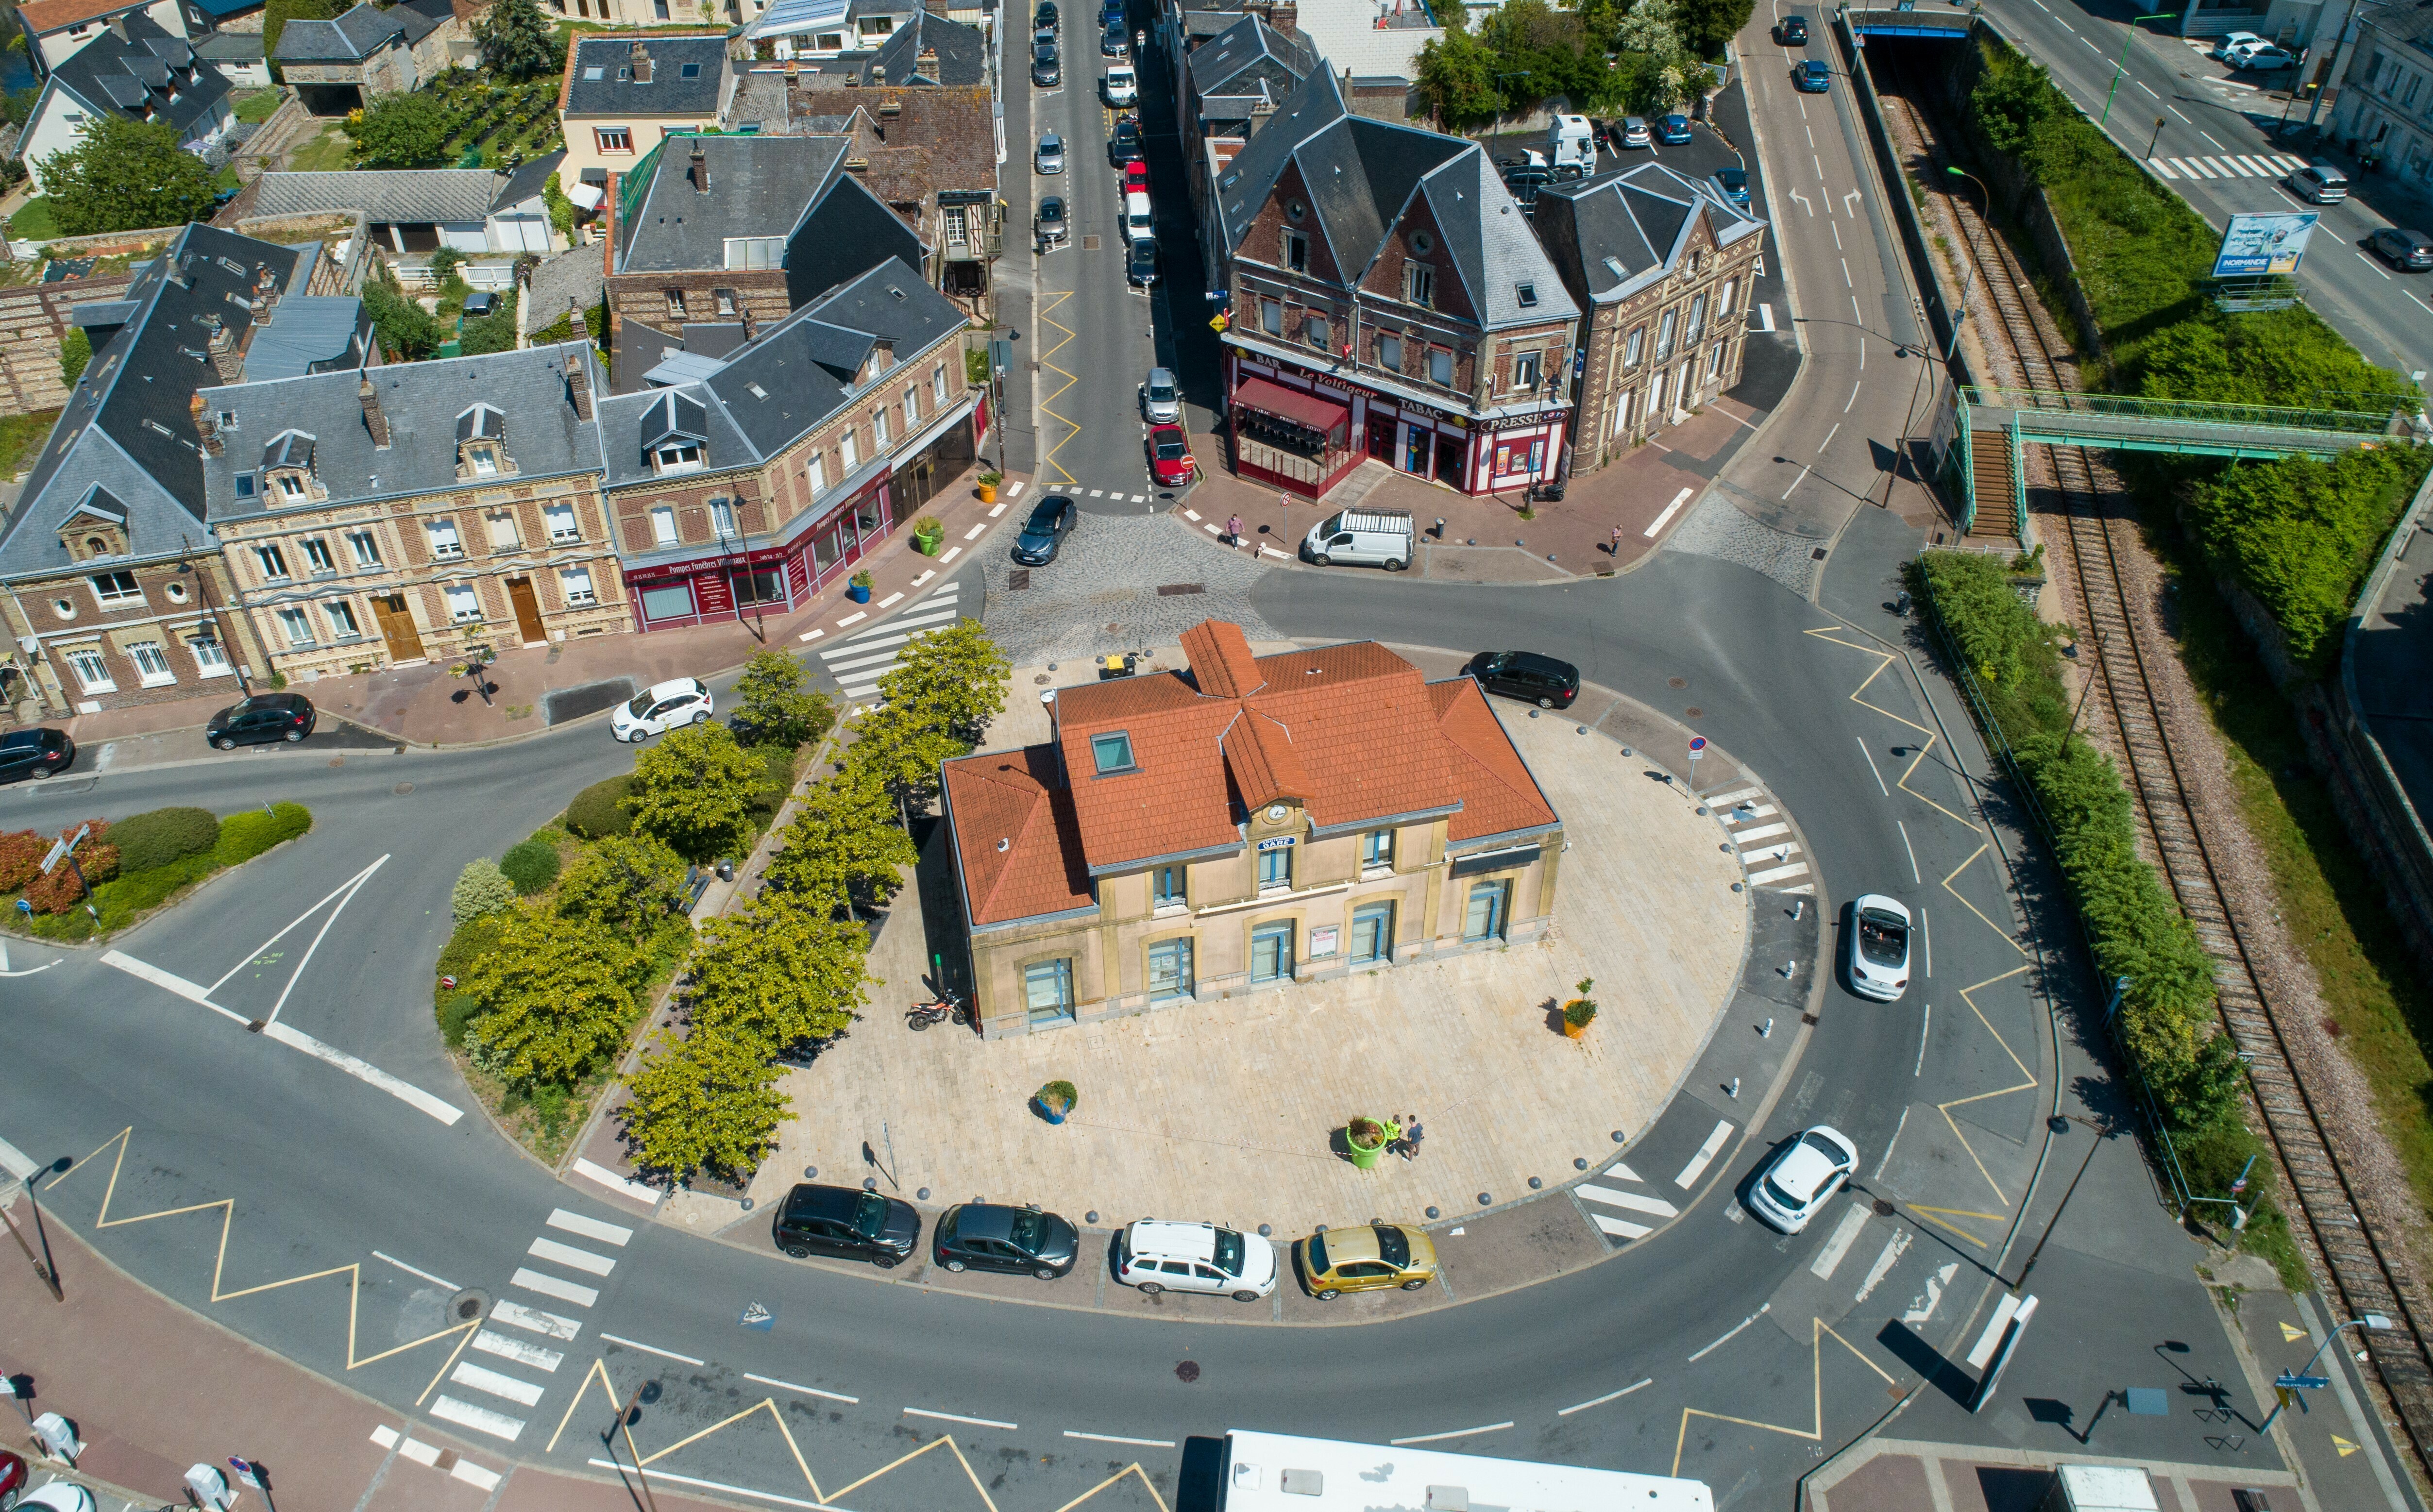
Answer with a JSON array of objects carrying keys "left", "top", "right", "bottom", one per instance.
[{"left": 2213, "top": 212, "right": 2319, "bottom": 277}]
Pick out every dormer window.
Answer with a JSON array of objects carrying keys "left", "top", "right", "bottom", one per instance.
[
  {"left": 275, "top": 472, "right": 306, "bottom": 499},
  {"left": 456, "top": 404, "right": 510, "bottom": 478},
  {"left": 261, "top": 431, "right": 316, "bottom": 503},
  {"left": 642, "top": 390, "right": 707, "bottom": 475},
  {"left": 655, "top": 440, "right": 702, "bottom": 472},
  {"left": 468, "top": 445, "right": 499, "bottom": 475}
]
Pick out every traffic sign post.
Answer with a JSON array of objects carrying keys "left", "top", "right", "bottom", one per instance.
[
  {"left": 228, "top": 1455, "right": 275, "bottom": 1512},
  {"left": 1687, "top": 736, "right": 1706, "bottom": 774}
]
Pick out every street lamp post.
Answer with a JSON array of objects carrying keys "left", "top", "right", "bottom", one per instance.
[
  {"left": 1941, "top": 168, "right": 1989, "bottom": 361},
  {"left": 2258, "top": 1312, "right": 2391, "bottom": 1432},
  {"left": 2101, "top": 16, "right": 2180, "bottom": 129}
]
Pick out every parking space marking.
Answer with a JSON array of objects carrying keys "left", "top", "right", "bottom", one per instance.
[
  {"left": 599, "top": 1332, "right": 705, "bottom": 1366},
  {"left": 1064, "top": 1431, "right": 1176, "bottom": 1447},
  {"left": 1389, "top": 1422, "right": 1513, "bottom": 1447},
  {"left": 905, "top": 1407, "right": 1018, "bottom": 1430},
  {"left": 1557, "top": 1378, "right": 1652, "bottom": 1416}
]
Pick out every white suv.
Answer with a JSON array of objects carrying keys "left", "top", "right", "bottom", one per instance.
[
  {"left": 611, "top": 676, "right": 713, "bottom": 742},
  {"left": 1116, "top": 1219, "right": 1278, "bottom": 1299}
]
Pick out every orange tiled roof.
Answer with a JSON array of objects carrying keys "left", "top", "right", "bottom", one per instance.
[
  {"left": 940, "top": 744, "right": 1095, "bottom": 927},
  {"left": 20, "top": 0, "right": 133, "bottom": 34},
  {"left": 1430, "top": 676, "right": 1561, "bottom": 841}
]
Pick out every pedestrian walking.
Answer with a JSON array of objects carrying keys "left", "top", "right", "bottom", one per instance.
[
  {"left": 1226, "top": 513, "right": 1244, "bottom": 548},
  {"left": 1609, "top": 525, "right": 1623, "bottom": 557}
]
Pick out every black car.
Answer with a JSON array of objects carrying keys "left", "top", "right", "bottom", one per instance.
[
  {"left": 1775, "top": 11, "right": 1808, "bottom": 44},
  {"left": 772, "top": 1183, "right": 921, "bottom": 1268},
  {"left": 1032, "top": 41, "right": 1061, "bottom": 85},
  {"left": 1466, "top": 651, "right": 1580, "bottom": 709},
  {"left": 1127, "top": 237, "right": 1160, "bottom": 286},
  {"left": 0, "top": 727, "right": 73, "bottom": 783},
  {"left": 1102, "top": 21, "right": 1127, "bottom": 54},
  {"left": 934, "top": 1202, "right": 1081, "bottom": 1279},
  {"left": 1034, "top": 0, "right": 1058, "bottom": 28},
  {"left": 205, "top": 691, "right": 316, "bottom": 750},
  {"left": 1109, "top": 115, "right": 1141, "bottom": 166},
  {"left": 462, "top": 290, "right": 497, "bottom": 318},
  {"left": 1012, "top": 495, "right": 1078, "bottom": 565},
  {"left": 2369, "top": 226, "right": 2433, "bottom": 270}
]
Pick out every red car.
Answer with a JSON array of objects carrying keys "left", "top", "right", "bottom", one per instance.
[
  {"left": 1149, "top": 424, "right": 1196, "bottom": 486},
  {"left": 0, "top": 1448, "right": 26, "bottom": 1510},
  {"left": 1124, "top": 159, "right": 1148, "bottom": 196}
]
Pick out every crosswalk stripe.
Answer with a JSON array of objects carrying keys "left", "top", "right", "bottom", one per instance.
[
  {"left": 1733, "top": 822, "right": 1791, "bottom": 843},
  {"left": 429, "top": 1395, "right": 525, "bottom": 1442},
  {"left": 528, "top": 1237, "right": 616, "bottom": 1276},
  {"left": 2151, "top": 158, "right": 2179, "bottom": 178},
  {"left": 1748, "top": 862, "right": 1812, "bottom": 885},
  {"left": 452, "top": 1361, "right": 546, "bottom": 1407},
  {"left": 490, "top": 1300, "right": 582, "bottom": 1339},
  {"left": 2187, "top": 158, "right": 2221, "bottom": 177},
  {"left": 830, "top": 598, "right": 960, "bottom": 642},
  {"left": 1590, "top": 1213, "right": 1653, "bottom": 1239},
  {"left": 546, "top": 1210, "right": 632, "bottom": 1247},
  {"left": 1608, "top": 1161, "right": 1643, "bottom": 1183},
  {"left": 1808, "top": 1204, "right": 1871, "bottom": 1280},
  {"left": 2223, "top": 156, "right": 2257, "bottom": 176},
  {"left": 511, "top": 1267, "right": 598, "bottom": 1307},
  {"left": 1576, "top": 1184, "right": 1680, "bottom": 1218},
  {"left": 1675, "top": 1119, "right": 1735, "bottom": 1189},
  {"left": 1783, "top": 882, "right": 1815, "bottom": 895},
  {"left": 823, "top": 643, "right": 920, "bottom": 674},
  {"left": 2235, "top": 155, "right": 2276, "bottom": 175},
  {"left": 471, "top": 1329, "right": 564, "bottom": 1371},
  {"left": 2274, "top": 154, "right": 2309, "bottom": 170},
  {"left": 1722, "top": 804, "right": 1778, "bottom": 823},
  {"left": 1706, "top": 786, "right": 1761, "bottom": 806}
]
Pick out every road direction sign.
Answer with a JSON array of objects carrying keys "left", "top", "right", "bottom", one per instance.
[{"left": 2274, "top": 1371, "right": 2332, "bottom": 1391}]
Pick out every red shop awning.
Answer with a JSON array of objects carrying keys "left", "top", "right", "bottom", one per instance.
[{"left": 1232, "top": 375, "right": 1350, "bottom": 437}]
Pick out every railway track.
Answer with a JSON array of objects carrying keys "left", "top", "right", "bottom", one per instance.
[{"left": 1874, "top": 58, "right": 2433, "bottom": 1472}]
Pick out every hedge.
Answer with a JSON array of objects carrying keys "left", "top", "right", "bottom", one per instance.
[
  {"left": 500, "top": 839, "right": 562, "bottom": 895},
  {"left": 566, "top": 774, "right": 635, "bottom": 839},
  {"left": 216, "top": 802, "right": 312, "bottom": 867},
  {"left": 3, "top": 802, "right": 312, "bottom": 940},
  {"left": 108, "top": 807, "right": 220, "bottom": 874}
]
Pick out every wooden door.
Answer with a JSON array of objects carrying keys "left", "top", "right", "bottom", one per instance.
[
  {"left": 371, "top": 593, "right": 424, "bottom": 663},
  {"left": 506, "top": 576, "right": 547, "bottom": 645}
]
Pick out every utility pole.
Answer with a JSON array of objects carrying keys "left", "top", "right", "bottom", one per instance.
[
  {"left": 2304, "top": 0, "right": 2367, "bottom": 133},
  {"left": 2100, "top": 16, "right": 2179, "bottom": 128}
]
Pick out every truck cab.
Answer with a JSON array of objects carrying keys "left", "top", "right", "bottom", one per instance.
[{"left": 1547, "top": 113, "right": 1596, "bottom": 176}]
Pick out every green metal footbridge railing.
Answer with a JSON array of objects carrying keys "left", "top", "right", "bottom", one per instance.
[{"left": 1948, "top": 386, "right": 2421, "bottom": 535}]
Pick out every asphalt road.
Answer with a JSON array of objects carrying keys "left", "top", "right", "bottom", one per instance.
[{"left": 1971, "top": 0, "right": 2433, "bottom": 386}]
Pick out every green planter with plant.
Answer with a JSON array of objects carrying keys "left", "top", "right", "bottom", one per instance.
[
  {"left": 978, "top": 470, "right": 1003, "bottom": 503},
  {"left": 1034, "top": 1079, "right": 1078, "bottom": 1124},
  {"left": 1345, "top": 1115, "right": 1390, "bottom": 1169},
  {"left": 912, "top": 515, "right": 946, "bottom": 555}
]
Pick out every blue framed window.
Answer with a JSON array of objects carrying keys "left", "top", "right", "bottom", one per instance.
[
  {"left": 1351, "top": 901, "right": 1394, "bottom": 964},
  {"left": 1024, "top": 958, "right": 1074, "bottom": 1026},
  {"left": 1148, "top": 938, "right": 1193, "bottom": 1000},
  {"left": 1091, "top": 731, "right": 1135, "bottom": 773},
  {"left": 1153, "top": 865, "right": 1185, "bottom": 909},
  {"left": 1258, "top": 845, "right": 1291, "bottom": 889},
  {"left": 1362, "top": 829, "right": 1395, "bottom": 869}
]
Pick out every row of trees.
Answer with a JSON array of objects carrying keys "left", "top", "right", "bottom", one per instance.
[
  {"left": 1416, "top": 0, "right": 1751, "bottom": 132},
  {"left": 617, "top": 624, "right": 1012, "bottom": 1182}
]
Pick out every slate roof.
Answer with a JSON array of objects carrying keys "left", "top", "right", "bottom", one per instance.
[
  {"left": 561, "top": 32, "right": 730, "bottom": 117},
  {"left": 1533, "top": 161, "right": 1765, "bottom": 305},
  {"left": 843, "top": 7, "right": 986, "bottom": 85},
  {"left": 250, "top": 169, "right": 501, "bottom": 225},
  {"left": 614, "top": 132, "right": 922, "bottom": 287},
  {"left": 200, "top": 342, "right": 608, "bottom": 521},
  {"left": 1216, "top": 68, "right": 1575, "bottom": 331},
  {"left": 194, "top": 30, "right": 266, "bottom": 64},
  {"left": 48, "top": 12, "right": 229, "bottom": 136},
  {"left": 940, "top": 623, "right": 1561, "bottom": 924},
  {"left": 494, "top": 150, "right": 566, "bottom": 211},
  {"left": 523, "top": 244, "right": 606, "bottom": 335},
  {"left": 241, "top": 296, "right": 371, "bottom": 381},
  {"left": 0, "top": 225, "right": 308, "bottom": 583},
  {"left": 1186, "top": 14, "right": 1314, "bottom": 110},
  {"left": 274, "top": 0, "right": 423, "bottom": 62},
  {"left": 591, "top": 254, "right": 960, "bottom": 485}
]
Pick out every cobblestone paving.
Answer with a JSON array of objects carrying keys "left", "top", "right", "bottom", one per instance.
[
  {"left": 976, "top": 511, "right": 1281, "bottom": 666},
  {"left": 1662, "top": 483, "right": 1825, "bottom": 595}
]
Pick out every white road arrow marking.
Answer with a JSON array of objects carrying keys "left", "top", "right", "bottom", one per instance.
[{"left": 1903, "top": 1261, "right": 1959, "bottom": 1326}]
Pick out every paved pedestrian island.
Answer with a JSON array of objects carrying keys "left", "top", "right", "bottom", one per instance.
[
  {"left": 739, "top": 646, "right": 1762, "bottom": 1254},
  {"left": 1807, "top": 1440, "right": 2301, "bottom": 1512}
]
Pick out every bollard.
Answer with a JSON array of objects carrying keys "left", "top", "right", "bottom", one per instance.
[
  {"left": 1725, "top": 1077, "right": 1740, "bottom": 1099},
  {"left": 1760, "top": 1017, "right": 1774, "bottom": 1038}
]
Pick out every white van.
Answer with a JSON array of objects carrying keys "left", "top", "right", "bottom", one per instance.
[
  {"left": 2286, "top": 158, "right": 2348, "bottom": 204},
  {"left": 1124, "top": 189, "right": 1153, "bottom": 241},
  {"left": 1103, "top": 63, "right": 1137, "bottom": 106},
  {"left": 1302, "top": 506, "right": 1414, "bottom": 570},
  {"left": 1548, "top": 113, "right": 1596, "bottom": 175}
]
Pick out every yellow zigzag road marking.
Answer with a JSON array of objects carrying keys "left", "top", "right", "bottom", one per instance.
[
  {"left": 547, "top": 1358, "right": 1170, "bottom": 1512},
  {"left": 45, "top": 1127, "right": 473, "bottom": 1370},
  {"left": 1671, "top": 1318, "right": 1893, "bottom": 1477},
  {"left": 1942, "top": 846, "right": 2029, "bottom": 959},
  {"left": 1805, "top": 629, "right": 1978, "bottom": 830},
  {"left": 1034, "top": 291, "right": 1081, "bottom": 487},
  {"left": 1937, "top": 963, "right": 2039, "bottom": 1207}
]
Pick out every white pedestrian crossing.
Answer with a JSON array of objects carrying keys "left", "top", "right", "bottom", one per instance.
[
  {"left": 452, "top": 1361, "right": 546, "bottom": 1407},
  {"left": 510, "top": 1267, "right": 598, "bottom": 1308},
  {"left": 1576, "top": 1166, "right": 1682, "bottom": 1242},
  {"left": 470, "top": 1329, "right": 564, "bottom": 1371},
  {"left": 444, "top": 1207, "right": 626, "bottom": 1447},
  {"left": 528, "top": 1236, "right": 616, "bottom": 1275},
  {"left": 2149, "top": 152, "right": 2309, "bottom": 181},
  {"left": 1714, "top": 784, "right": 1812, "bottom": 893},
  {"left": 546, "top": 1209, "right": 632, "bottom": 1246},
  {"left": 490, "top": 1300, "right": 582, "bottom": 1340},
  {"left": 816, "top": 582, "right": 963, "bottom": 704},
  {"left": 429, "top": 1395, "right": 525, "bottom": 1441}
]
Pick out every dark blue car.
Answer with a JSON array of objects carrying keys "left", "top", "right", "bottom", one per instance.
[
  {"left": 1012, "top": 495, "right": 1078, "bottom": 565},
  {"left": 1713, "top": 167, "right": 1749, "bottom": 208},
  {"left": 1657, "top": 113, "right": 1692, "bottom": 144},
  {"left": 1794, "top": 59, "right": 1831, "bottom": 93}
]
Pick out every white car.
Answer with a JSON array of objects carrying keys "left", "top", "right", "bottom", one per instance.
[
  {"left": 1103, "top": 63, "right": 1137, "bottom": 106},
  {"left": 1746, "top": 1126, "right": 1860, "bottom": 1233},
  {"left": 1847, "top": 893, "right": 1911, "bottom": 1002},
  {"left": 2210, "top": 30, "right": 2265, "bottom": 59},
  {"left": 610, "top": 676, "right": 713, "bottom": 743},
  {"left": 1116, "top": 1218, "right": 1277, "bottom": 1299},
  {"left": 2230, "top": 42, "right": 2296, "bottom": 70},
  {"left": 20, "top": 1484, "right": 97, "bottom": 1512}
]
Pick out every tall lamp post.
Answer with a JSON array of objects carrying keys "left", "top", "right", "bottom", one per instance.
[
  {"left": 2259, "top": 1312, "right": 2390, "bottom": 1432},
  {"left": 2100, "top": 16, "right": 2180, "bottom": 129},
  {"left": 1942, "top": 168, "right": 1989, "bottom": 361}
]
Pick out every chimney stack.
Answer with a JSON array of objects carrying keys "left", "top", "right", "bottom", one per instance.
[
  {"left": 691, "top": 140, "right": 710, "bottom": 193},
  {"left": 630, "top": 39, "right": 653, "bottom": 84},
  {"left": 359, "top": 375, "right": 390, "bottom": 448},
  {"left": 566, "top": 361, "right": 594, "bottom": 422},
  {"left": 106, "top": 11, "right": 127, "bottom": 40}
]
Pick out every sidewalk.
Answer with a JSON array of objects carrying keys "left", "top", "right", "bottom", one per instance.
[
  {"left": 14, "top": 463, "right": 1004, "bottom": 753},
  {"left": 0, "top": 1191, "right": 727, "bottom": 1512},
  {"left": 1169, "top": 397, "right": 1766, "bottom": 581}
]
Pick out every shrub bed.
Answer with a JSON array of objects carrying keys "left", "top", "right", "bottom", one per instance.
[{"left": 0, "top": 803, "right": 312, "bottom": 941}]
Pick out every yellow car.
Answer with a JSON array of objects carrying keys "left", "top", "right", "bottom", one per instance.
[{"left": 1293, "top": 1222, "right": 1438, "bottom": 1299}]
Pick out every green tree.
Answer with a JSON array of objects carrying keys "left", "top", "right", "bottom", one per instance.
[
  {"left": 361, "top": 280, "right": 446, "bottom": 361},
  {"left": 345, "top": 91, "right": 456, "bottom": 168},
  {"left": 876, "top": 619, "right": 1010, "bottom": 744},
  {"left": 1416, "top": 28, "right": 1506, "bottom": 134},
  {"left": 462, "top": 905, "right": 639, "bottom": 1088},
  {"left": 1673, "top": 0, "right": 1754, "bottom": 58},
  {"left": 1971, "top": 53, "right": 2059, "bottom": 156},
  {"left": 59, "top": 328, "right": 90, "bottom": 388},
  {"left": 2, "top": 86, "right": 39, "bottom": 127},
  {"left": 619, "top": 1029, "right": 789, "bottom": 1182},
  {"left": 1611, "top": 0, "right": 1699, "bottom": 112},
  {"left": 761, "top": 766, "right": 918, "bottom": 910},
  {"left": 39, "top": 118, "right": 219, "bottom": 236},
  {"left": 555, "top": 832, "right": 691, "bottom": 936},
  {"left": 473, "top": 0, "right": 561, "bottom": 80},
  {"left": 686, "top": 896, "right": 873, "bottom": 1051},
  {"left": 732, "top": 648, "right": 836, "bottom": 750},
  {"left": 623, "top": 722, "right": 773, "bottom": 863}
]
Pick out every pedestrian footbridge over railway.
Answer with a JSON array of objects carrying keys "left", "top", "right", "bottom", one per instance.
[{"left": 1938, "top": 386, "right": 2427, "bottom": 535}]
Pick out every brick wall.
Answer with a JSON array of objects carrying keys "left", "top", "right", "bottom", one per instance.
[{"left": 0, "top": 276, "right": 141, "bottom": 417}]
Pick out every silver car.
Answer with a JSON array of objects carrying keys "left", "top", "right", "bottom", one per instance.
[
  {"left": 1139, "top": 365, "right": 1179, "bottom": 423},
  {"left": 1035, "top": 131, "right": 1064, "bottom": 174}
]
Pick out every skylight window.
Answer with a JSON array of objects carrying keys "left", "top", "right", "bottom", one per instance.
[
  {"left": 1516, "top": 282, "right": 1539, "bottom": 308},
  {"left": 747, "top": 382, "right": 768, "bottom": 398},
  {"left": 583, "top": 65, "right": 603, "bottom": 79},
  {"left": 1091, "top": 731, "right": 1135, "bottom": 774},
  {"left": 1602, "top": 255, "right": 1625, "bottom": 279},
  {"left": 682, "top": 62, "right": 701, "bottom": 77}
]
